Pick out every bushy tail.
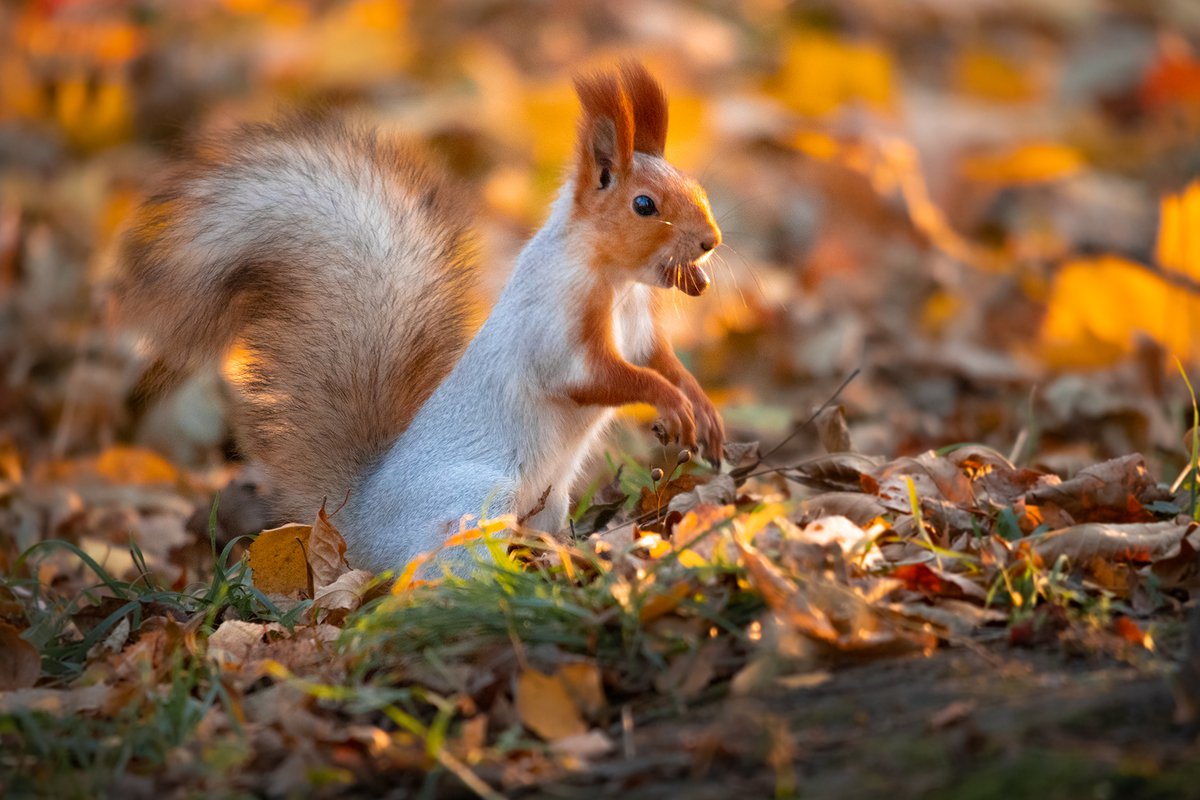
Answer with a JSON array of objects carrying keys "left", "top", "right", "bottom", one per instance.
[{"left": 115, "top": 115, "right": 479, "bottom": 521}]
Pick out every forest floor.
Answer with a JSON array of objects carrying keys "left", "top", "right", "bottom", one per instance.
[{"left": 4, "top": 1, "right": 1200, "bottom": 797}]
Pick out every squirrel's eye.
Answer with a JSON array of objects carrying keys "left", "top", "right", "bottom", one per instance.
[{"left": 632, "top": 195, "right": 658, "bottom": 216}]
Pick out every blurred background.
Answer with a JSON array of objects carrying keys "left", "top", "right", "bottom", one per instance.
[{"left": 2, "top": 0, "right": 1200, "bottom": 525}]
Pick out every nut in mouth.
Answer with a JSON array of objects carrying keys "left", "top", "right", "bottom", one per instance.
[{"left": 662, "top": 260, "right": 711, "bottom": 296}]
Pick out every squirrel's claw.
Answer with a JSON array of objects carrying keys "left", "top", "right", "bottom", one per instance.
[{"left": 653, "top": 389, "right": 696, "bottom": 450}]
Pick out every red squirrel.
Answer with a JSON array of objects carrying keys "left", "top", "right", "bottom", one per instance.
[{"left": 115, "top": 61, "right": 724, "bottom": 573}]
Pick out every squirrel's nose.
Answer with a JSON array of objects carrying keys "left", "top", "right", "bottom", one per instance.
[{"left": 699, "top": 225, "right": 722, "bottom": 255}]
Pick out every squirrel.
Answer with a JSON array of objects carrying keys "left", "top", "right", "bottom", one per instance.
[{"left": 114, "top": 60, "right": 724, "bottom": 574}]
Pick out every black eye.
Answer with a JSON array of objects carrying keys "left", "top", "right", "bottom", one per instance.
[{"left": 632, "top": 195, "right": 658, "bottom": 216}]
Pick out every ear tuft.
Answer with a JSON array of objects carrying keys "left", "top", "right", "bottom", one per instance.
[
  {"left": 620, "top": 60, "right": 668, "bottom": 157},
  {"left": 573, "top": 70, "right": 634, "bottom": 183}
]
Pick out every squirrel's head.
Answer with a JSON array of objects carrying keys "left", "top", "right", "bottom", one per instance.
[{"left": 570, "top": 61, "right": 721, "bottom": 296}]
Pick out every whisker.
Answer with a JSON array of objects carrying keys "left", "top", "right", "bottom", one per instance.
[
  {"left": 714, "top": 192, "right": 777, "bottom": 226},
  {"left": 719, "top": 254, "right": 749, "bottom": 311},
  {"left": 718, "top": 243, "right": 780, "bottom": 312},
  {"left": 696, "top": 151, "right": 723, "bottom": 185}
]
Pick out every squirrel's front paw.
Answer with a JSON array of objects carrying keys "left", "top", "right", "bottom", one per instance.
[
  {"left": 654, "top": 389, "right": 696, "bottom": 448},
  {"left": 683, "top": 384, "right": 724, "bottom": 464}
]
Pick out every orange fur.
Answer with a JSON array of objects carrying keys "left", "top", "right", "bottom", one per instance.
[
  {"left": 563, "top": 62, "right": 723, "bottom": 458},
  {"left": 566, "top": 284, "right": 697, "bottom": 445},
  {"left": 621, "top": 59, "right": 669, "bottom": 156}
]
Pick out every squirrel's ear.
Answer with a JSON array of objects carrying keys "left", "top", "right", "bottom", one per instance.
[
  {"left": 620, "top": 60, "right": 668, "bottom": 157},
  {"left": 573, "top": 70, "right": 634, "bottom": 192}
]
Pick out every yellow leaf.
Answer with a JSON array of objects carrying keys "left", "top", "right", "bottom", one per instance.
[
  {"left": 557, "top": 661, "right": 606, "bottom": 719},
  {"left": 54, "top": 72, "right": 132, "bottom": 152},
  {"left": 773, "top": 29, "right": 896, "bottom": 118},
  {"left": 790, "top": 130, "right": 841, "bottom": 161},
  {"left": 960, "top": 142, "right": 1084, "bottom": 184},
  {"left": 515, "top": 668, "right": 587, "bottom": 742},
  {"left": 95, "top": 446, "right": 179, "bottom": 485},
  {"left": 955, "top": 46, "right": 1038, "bottom": 102},
  {"left": 247, "top": 524, "right": 312, "bottom": 596},
  {"left": 920, "top": 289, "right": 963, "bottom": 336},
  {"left": 1155, "top": 180, "right": 1200, "bottom": 279},
  {"left": 639, "top": 580, "right": 692, "bottom": 623},
  {"left": 1040, "top": 255, "right": 1200, "bottom": 367}
]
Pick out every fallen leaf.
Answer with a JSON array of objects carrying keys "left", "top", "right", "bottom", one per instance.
[
  {"left": 549, "top": 730, "right": 614, "bottom": 760},
  {"left": 736, "top": 535, "right": 935, "bottom": 657},
  {"left": 654, "top": 638, "right": 727, "bottom": 701},
  {"left": 1024, "top": 454, "right": 1170, "bottom": 523},
  {"left": 0, "top": 621, "right": 40, "bottom": 690},
  {"left": 890, "top": 563, "right": 988, "bottom": 601},
  {"left": 1041, "top": 256, "right": 1200, "bottom": 366},
  {"left": 814, "top": 405, "right": 853, "bottom": 453},
  {"left": 1112, "top": 617, "right": 1146, "bottom": 647},
  {"left": 797, "top": 492, "right": 887, "bottom": 527},
  {"left": 640, "top": 474, "right": 704, "bottom": 515},
  {"left": 248, "top": 523, "right": 312, "bottom": 595},
  {"left": 955, "top": 46, "right": 1037, "bottom": 102},
  {"left": 787, "top": 453, "right": 884, "bottom": 493},
  {"left": 515, "top": 668, "right": 587, "bottom": 742},
  {"left": 312, "top": 569, "right": 374, "bottom": 623},
  {"left": 960, "top": 142, "right": 1084, "bottom": 184},
  {"left": 207, "top": 619, "right": 286, "bottom": 665},
  {"left": 94, "top": 445, "right": 180, "bottom": 485},
  {"left": 307, "top": 501, "right": 348, "bottom": 589},
  {"left": 557, "top": 661, "right": 605, "bottom": 719},
  {"left": 1028, "top": 521, "right": 1194, "bottom": 565},
  {"left": 87, "top": 615, "right": 131, "bottom": 659}
]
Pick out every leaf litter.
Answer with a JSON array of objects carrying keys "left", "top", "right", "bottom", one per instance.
[{"left": 4, "top": 0, "right": 1200, "bottom": 797}]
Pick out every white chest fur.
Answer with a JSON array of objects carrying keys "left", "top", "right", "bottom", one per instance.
[{"left": 611, "top": 283, "right": 655, "bottom": 365}]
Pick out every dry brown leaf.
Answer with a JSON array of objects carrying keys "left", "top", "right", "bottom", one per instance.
[
  {"left": 736, "top": 535, "right": 935, "bottom": 656},
  {"left": 734, "top": 537, "right": 838, "bottom": 642},
  {"left": 639, "top": 473, "right": 704, "bottom": 515},
  {"left": 549, "top": 730, "right": 614, "bottom": 760},
  {"left": 1152, "top": 526, "right": 1200, "bottom": 589},
  {"left": 814, "top": 405, "right": 853, "bottom": 453},
  {"left": 653, "top": 638, "right": 727, "bottom": 701},
  {"left": 889, "top": 563, "right": 988, "bottom": 602},
  {"left": 557, "top": 661, "right": 605, "bottom": 719},
  {"left": 207, "top": 619, "right": 285, "bottom": 665},
  {"left": 797, "top": 492, "right": 887, "bottom": 527},
  {"left": 247, "top": 523, "right": 311, "bottom": 596},
  {"left": 0, "top": 621, "right": 40, "bottom": 690},
  {"left": 1029, "top": 520, "right": 1195, "bottom": 565},
  {"left": 1025, "top": 454, "right": 1169, "bottom": 523},
  {"left": 787, "top": 453, "right": 883, "bottom": 492},
  {"left": 307, "top": 501, "right": 348, "bottom": 589},
  {"left": 667, "top": 474, "right": 736, "bottom": 516},
  {"left": 515, "top": 668, "right": 588, "bottom": 742},
  {"left": 889, "top": 601, "right": 1006, "bottom": 636},
  {"left": 312, "top": 569, "right": 374, "bottom": 623}
]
